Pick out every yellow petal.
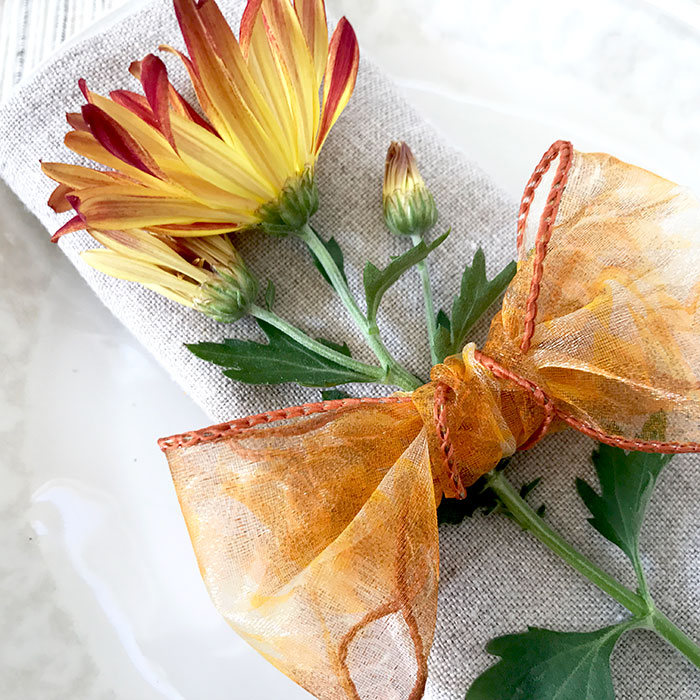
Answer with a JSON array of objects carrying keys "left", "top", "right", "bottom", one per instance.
[
  {"left": 81, "top": 249, "right": 200, "bottom": 297},
  {"left": 88, "top": 228, "right": 209, "bottom": 284},
  {"left": 295, "top": 0, "right": 328, "bottom": 87}
]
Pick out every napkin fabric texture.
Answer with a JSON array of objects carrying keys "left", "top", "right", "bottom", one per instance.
[{"left": 1, "top": 1, "right": 699, "bottom": 698}]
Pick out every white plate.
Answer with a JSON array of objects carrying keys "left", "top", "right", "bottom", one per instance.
[{"left": 4, "top": 0, "right": 700, "bottom": 698}]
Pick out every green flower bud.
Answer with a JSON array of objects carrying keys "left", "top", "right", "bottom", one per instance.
[
  {"left": 383, "top": 141, "right": 437, "bottom": 237},
  {"left": 195, "top": 254, "right": 259, "bottom": 324}
]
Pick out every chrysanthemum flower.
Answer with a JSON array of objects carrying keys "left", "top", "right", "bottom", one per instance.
[
  {"left": 83, "top": 228, "right": 259, "bottom": 322},
  {"left": 42, "top": 0, "right": 360, "bottom": 239}
]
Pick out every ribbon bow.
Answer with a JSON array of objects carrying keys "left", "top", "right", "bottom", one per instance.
[{"left": 158, "top": 142, "right": 700, "bottom": 700}]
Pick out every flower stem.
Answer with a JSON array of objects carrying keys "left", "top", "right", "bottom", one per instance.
[
  {"left": 249, "top": 304, "right": 386, "bottom": 382},
  {"left": 484, "top": 469, "right": 700, "bottom": 668},
  {"left": 296, "top": 223, "right": 422, "bottom": 391},
  {"left": 650, "top": 610, "right": 700, "bottom": 669},
  {"left": 485, "top": 470, "right": 648, "bottom": 617},
  {"left": 411, "top": 233, "right": 439, "bottom": 366}
]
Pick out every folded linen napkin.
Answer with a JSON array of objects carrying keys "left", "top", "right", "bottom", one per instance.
[{"left": 1, "top": 1, "right": 698, "bottom": 698}]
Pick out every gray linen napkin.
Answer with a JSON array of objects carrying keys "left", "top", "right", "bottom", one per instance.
[{"left": 0, "top": 1, "right": 698, "bottom": 698}]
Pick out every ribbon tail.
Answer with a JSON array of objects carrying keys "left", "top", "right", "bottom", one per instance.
[{"left": 161, "top": 399, "right": 439, "bottom": 700}]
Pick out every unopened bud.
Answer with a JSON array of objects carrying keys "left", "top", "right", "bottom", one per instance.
[
  {"left": 196, "top": 253, "right": 259, "bottom": 323},
  {"left": 383, "top": 141, "right": 437, "bottom": 237}
]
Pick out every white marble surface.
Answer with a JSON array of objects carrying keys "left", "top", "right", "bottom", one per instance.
[{"left": 3, "top": 1, "right": 700, "bottom": 698}]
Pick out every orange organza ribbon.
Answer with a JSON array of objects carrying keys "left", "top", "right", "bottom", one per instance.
[{"left": 159, "top": 142, "right": 700, "bottom": 700}]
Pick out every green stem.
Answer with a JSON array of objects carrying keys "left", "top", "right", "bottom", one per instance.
[
  {"left": 411, "top": 234, "right": 439, "bottom": 366},
  {"left": 249, "top": 304, "right": 385, "bottom": 383},
  {"left": 296, "top": 223, "right": 422, "bottom": 391},
  {"left": 650, "top": 610, "right": 700, "bottom": 669},
  {"left": 486, "top": 470, "right": 648, "bottom": 617},
  {"left": 485, "top": 470, "right": 700, "bottom": 669}
]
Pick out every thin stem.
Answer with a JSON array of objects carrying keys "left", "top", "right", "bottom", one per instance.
[
  {"left": 631, "top": 549, "right": 652, "bottom": 604},
  {"left": 651, "top": 610, "right": 700, "bottom": 669},
  {"left": 296, "top": 223, "right": 422, "bottom": 391},
  {"left": 485, "top": 470, "right": 648, "bottom": 617},
  {"left": 411, "top": 233, "right": 439, "bottom": 365},
  {"left": 249, "top": 304, "right": 385, "bottom": 382},
  {"left": 485, "top": 470, "right": 700, "bottom": 669}
]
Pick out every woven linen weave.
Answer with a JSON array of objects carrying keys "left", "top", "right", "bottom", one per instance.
[{"left": 0, "top": 1, "right": 698, "bottom": 697}]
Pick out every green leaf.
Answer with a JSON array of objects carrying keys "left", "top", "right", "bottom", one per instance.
[
  {"left": 576, "top": 444, "right": 672, "bottom": 562},
  {"left": 316, "top": 337, "right": 352, "bottom": 356},
  {"left": 311, "top": 236, "right": 347, "bottom": 286},
  {"left": 321, "top": 388, "right": 351, "bottom": 401},
  {"left": 442, "top": 251, "right": 516, "bottom": 361},
  {"left": 363, "top": 230, "right": 450, "bottom": 322},
  {"left": 434, "top": 309, "right": 452, "bottom": 364},
  {"left": 437, "top": 460, "right": 517, "bottom": 525},
  {"left": 264, "top": 280, "right": 276, "bottom": 311},
  {"left": 187, "top": 320, "right": 370, "bottom": 388},
  {"left": 466, "top": 625, "right": 627, "bottom": 700}
]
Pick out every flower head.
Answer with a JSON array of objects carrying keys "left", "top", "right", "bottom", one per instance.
[
  {"left": 42, "top": 0, "right": 360, "bottom": 240},
  {"left": 383, "top": 141, "right": 437, "bottom": 237},
  {"left": 82, "top": 229, "right": 258, "bottom": 323}
]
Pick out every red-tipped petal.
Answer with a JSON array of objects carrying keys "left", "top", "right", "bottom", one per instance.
[
  {"left": 316, "top": 17, "right": 358, "bottom": 152},
  {"left": 140, "top": 54, "right": 177, "bottom": 149},
  {"left": 51, "top": 213, "right": 85, "bottom": 242},
  {"left": 77, "top": 78, "right": 90, "bottom": 101},
  {"left": 47, "top": 183, "right": 73, "bottom": 213},
  {"left": 110, "top": 90, "right": 159, "bottom": 129},
  {"left": 81, "top": 103, "right": 160, "bottom": 177},
  {"left": 240, "top": 0, "right": 263, "bottom": 57}
]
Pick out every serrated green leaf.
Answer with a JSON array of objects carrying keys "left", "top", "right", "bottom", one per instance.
[
  {"left": 441, "top": 251, "right": 516, "bottom": 361},
  {"left": 321, "top": 388, "right": 351, "bottom": 401},
  {"left": 316, "top": 337, "right": 352, "bottom": 356},
  {"left": 437, "top": 476, "right": 498, "bottom": 524},
  {"left": 466, "top": 625, "right": 627, "bottom": 700},
  {"left": 437, "top": 460, "right": 513, "bottom": 525},
  {"left": 311, "top": 236, "right": 347, "bottom": 286},
  {"left": 264, "top": 280, "right": 276, "bottom": 311},
  {"left": 577, "top": 444, "right": 672, "bottom": 562},
  {"left": 187, "top": 320, "right": 370, "bottom": 388},
  {"left": 363, "top": 230, "right": 450, "bottom": 322}
]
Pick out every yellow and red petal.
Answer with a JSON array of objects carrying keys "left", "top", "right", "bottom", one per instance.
[
  {"left": 41, "top": 161, "right": 129, "bottom": 188},
  {"left": 51, "top": 213, "right": 86, "bottom": 242},
  {"left": 66, "top": 112, "right": 89, "bottom": 131},
  {"left": 81, "top": 103, "right": 164, "bottom": 177},
  {"left": 294, "top": 0, "right": 328, "bottom": 87},
  {"left": 109, "top": 90, "right": 160, "bottom": 130},
  {"left": 316, "top": 17, "right": 358, "bottom": 153},
  {"left": 139, "top": 54, "right": 177, "bottom": 149},
  {"left": 47, "top": 183, "right": 73, "bottom": 213},
  {"left": 68, "top": 185, "right": 256, "bottom": 231},
  {"left": 261, "top": 0, "right": 317, "bottom": 156},
  {"left": 147, "top": 222, "right": 239, "bottom": 236}
]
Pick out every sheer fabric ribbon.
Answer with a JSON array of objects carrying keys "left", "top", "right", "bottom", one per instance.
[{"left": 160, "top": 142, "right": 700, "bottom": 699}]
